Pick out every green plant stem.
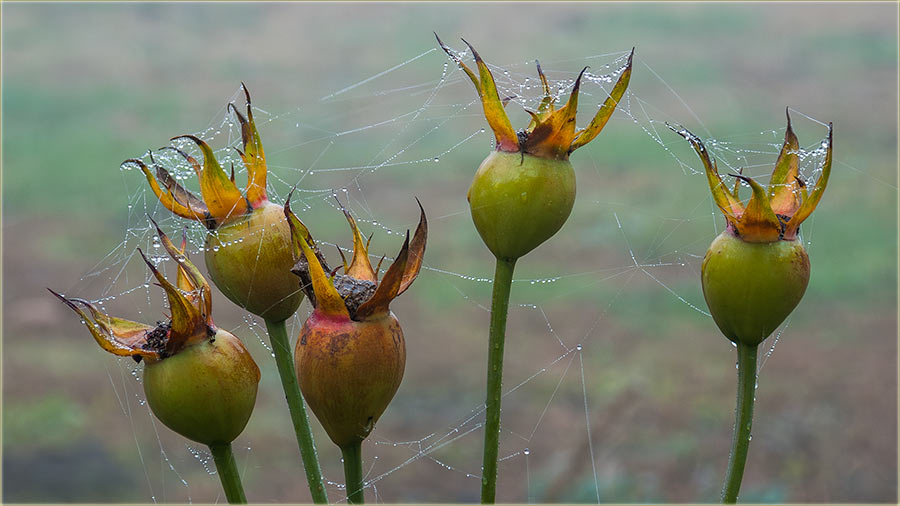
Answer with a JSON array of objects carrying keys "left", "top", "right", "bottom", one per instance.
[
  {"left": 341, "top": 442, "right": 365, "bottom": 504},
  {"left": 265, "top": 318, "right": 329, "bottom": 504},
  {"left": 209, "top": 443, "right": 247, "bottom": 504},
  {"left": 722, "top": 342, "right": 759, "bottom": 504},
  {"left": 481, "top": 256, "right": 517, "bottom": 504}
]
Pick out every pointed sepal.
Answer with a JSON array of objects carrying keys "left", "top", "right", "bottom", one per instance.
[
  {"left": 356, "top": 232, "right": 410, "bottom": 320},
  {"left": 285, "top": 201, "right": 349, "bottom": 319},
  {"left": 668, "top": 124, "right": 744, "bottom": 226},
  {"left": 784, "top": 122, "right": 833, "bottom": 240},
  {"left": 767, "top": 109, "right": 802, "bottom": 216},
  {"left": 230, "top": 84, "right": 268, "bottom": 207},
  {"left": 570, "top": 48, "right": 634, "bottom": 152},
  {"left": 523, "top": 67, "right": 585, "bottom": 160},
  {"left": 138, "top": 247, "right": 204, "bottom": 355},
  {"left": 436, "top": 34, "right": 519, "bottom": 152},
  {"left": 48, "top": 289, "right": 161, "bottom": 361},
  {"left": 397, "top": 199, "right": 428, "bottom": 296},
  {"left": 127, "top": 158, "right": 210, "bottom": 225},
  {"left": 338, "top": 205, "right": 378, "bottom": 283}
]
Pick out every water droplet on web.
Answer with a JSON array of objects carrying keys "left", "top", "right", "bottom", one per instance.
[
  {"left": 575, "top": 344, "right": 583, "bottom": 351},
  {"left": 433, "top": 157, "right": 440, "bottom": 162},
  {"left": 523, "top": 448, "right": 530, "bottom": 456}
]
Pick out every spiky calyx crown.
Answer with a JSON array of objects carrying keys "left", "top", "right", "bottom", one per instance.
[{"left": 437, "top": 34, "right": 633, "bottom": 161}]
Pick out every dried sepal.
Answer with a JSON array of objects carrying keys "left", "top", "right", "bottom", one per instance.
[
  {"left": 47, "top": 289, "right": 160, "bottom": 361},
  {"left": 137, "top": 247, "right": 204, "bottom": 356},
  {"left": 229, "top": 84, "right": 268, "bottom": 207},
  {"left": 338, "top": 204, "right": 378, "bottom": 283},
  {"left": 436, "top": 34, "right": 519, "bottom": 152},
  {"left": 397, "top": 198, "right": 427, "bottom": 296},
  {"left": 784, "top": 122, "right": 832, "bottom": 240},
  {"left": 522, "top": 67, "right": 585, "bottom": 160},
  {"left": 730, "top": 174, "right": 782, "bottom": 243},
  {"left": 171, "top": 135, "right": 249, "bottom": 223},
  {"left": 151, "top": 220, "right": 212, "bottom": 323},
  {"left": 667, "top": 124, "right": 743, "bottom": 224},
  {"left": 570, "top": 48, "right": 634, "bottom": 152},
  {"left": 127, "top": 158, "right": 210, "bottom": 224},
  {"left": 767, "top": 109, "right": 802, "bottom": 216},
  {"left": 355, "top": 232, "right": 410, "bottom": 320},
  {"left": 284, "top": 199, "right": 348, "bottom": 318}
]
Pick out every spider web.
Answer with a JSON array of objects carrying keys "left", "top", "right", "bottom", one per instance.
[{"left": 64, "top": 45, "right": 838, "bottom": 504}]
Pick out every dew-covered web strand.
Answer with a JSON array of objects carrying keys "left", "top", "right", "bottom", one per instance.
[{"left": 79, "top": 48, "right": 846, "bottom": 502}]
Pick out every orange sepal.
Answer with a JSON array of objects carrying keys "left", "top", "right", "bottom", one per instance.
[
  {"left": 355, "top": 232, "right": 410, "bottom": 320},
  {"left": 138, "top": 246, "right": 205, "bottom": 356},
  {"left": 397, "top": 199, "right": 428, "bottom": 296},
  {"left": 47, "top": 289, "right": 160, "bottom": 362},
  {"left": 338, "top": 205, "right": 378, "bottom": 283},
  {"left": 767, "top": 109, "right": 802, "bottom": 216},
  {"left": 784, "top": 122, "right": 833, "bottom": 240},
  {"left": 730, "top": 174, "right": 783, "bottom": 243},
  {"left": 522, "top": 67, "right": 585, "bottom": 160},
  {"left": 285, "top": 201, "right": 350, "bottom": 319},
  {"left": 668, "top": 124, "right": 744, "bottom": 226},
  {"left": 436, "top": 34, "right": 519, "bottom": 152},
  {"left": 570, "top": 48, "right": 634, "bottom": 152},
  {"left": 229, "top": 84, "right": 268, "bottom": 208},
  {"left": 171, "top": 135, "right": 249, "bottom": 225},
  {"left": 127, "top": 158, "right": 210, "bottom": 224}
]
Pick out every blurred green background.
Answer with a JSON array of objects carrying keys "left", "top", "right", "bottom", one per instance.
[{"left": 2, "top": 2, "right": 897, "bottom": 503}]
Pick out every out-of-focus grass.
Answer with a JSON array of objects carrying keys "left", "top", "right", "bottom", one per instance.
[{"left": 3, "top": 2, "right": 897, "bottom": 503}]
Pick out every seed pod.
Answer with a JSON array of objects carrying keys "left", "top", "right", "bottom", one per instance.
[
  {"left": 128, "top": 85, "right": 302, "bottom": 322},
  {"left": 50, "top": 226, "right": 260, "bottom": 446},
  {"left": 285, "top": 199, "right": 426, "bottom": 448},
  {"left": 437, "top": 35, "right": 633, "bottom": 260},
  {"left": 671, "top": 112, "right": 832, "bottom": 345}
]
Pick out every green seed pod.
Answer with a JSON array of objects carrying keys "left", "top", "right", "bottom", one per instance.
[
  {"left": 468, "top": 151, "right": 575, "bottom": 260},
  {"left": 702, "top": 232, "right": 809, "bottom": 346},
  {"left": 50, "top": 225, "right": 260, "bottom": 447},
  {"left": 437, "top": 35, "right": 633, "bottom": 260},
  {"left": 144, "top": 330, "right": 260, "bottom": 446},
  {"left": 672, "top": 111, "right": 832, "bottom": 346},
  {"left": 205, "top": 201, "right": 301, "bottom": 322}
]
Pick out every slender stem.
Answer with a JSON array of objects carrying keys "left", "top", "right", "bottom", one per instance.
[
  {"left": 209, "top": 443, "right": 247, "bottom": 504},
  {"left": 341, "top": 442, "right": 365, "bottom": 504},
  {"left": 721, "top": 342, "right": 758, "bottom": 504},
  {"left": 264, "top": 318, "right": 329, "bottom": 504},
  {"left": 481, "top": 256, "right": 517, "bottom": 504}
]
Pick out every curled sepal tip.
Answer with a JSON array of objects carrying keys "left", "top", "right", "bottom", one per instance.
[
  {"left": 48, "top": 288, "right": 161, "bottom": 362},
  {"left": 170, "top": 135, "right": 250, "bottom": 223}
]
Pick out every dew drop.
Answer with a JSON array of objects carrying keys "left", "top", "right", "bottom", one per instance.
[
  {"left": 433, "top": 157, "right": 440, "bottom": 162},
  {"left": 575, "top": 344, "right": 583, "bottom": 351},
  {"left": 523, "top": 448, "right": 530, "bottom": 456}
]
